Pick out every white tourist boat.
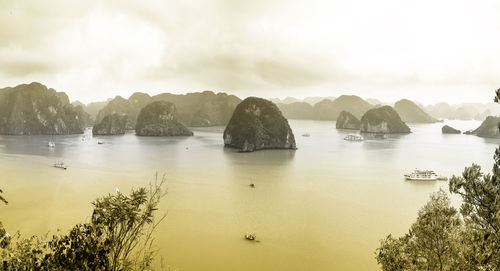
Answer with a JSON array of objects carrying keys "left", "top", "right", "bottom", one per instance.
[
  {"left": 53, "top": 162, "right": 67, "bottom": 170},
  {"left": 404, "top": 169, "right": 446, "bottom": 181},
  {"left": 344, "top": 134, "right": 364, "bottom": 141}
]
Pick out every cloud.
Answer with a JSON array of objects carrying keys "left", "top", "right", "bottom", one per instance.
[{"left": 0, "top": 0, "right": 500, "bottom": 104}]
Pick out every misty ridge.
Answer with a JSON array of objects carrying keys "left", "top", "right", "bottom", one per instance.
[{"left": 1, "top": 82, "right": 499, "bottom": 139}]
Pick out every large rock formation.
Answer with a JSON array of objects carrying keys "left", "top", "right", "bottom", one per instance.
[
  {"left": 336, "top": 111, "right": 361, "bottom": 130},
  {"left": 394, "top": 99, "right": 439, "bottom": 123},
  {"left": 442, "top": 125, "right": 461, "bottom": 134},
  {"left": 223, "top": 97, "right": 296, "bottom": 152},
  {"left": 96, "top": 91, "right": 241, "bottom": 128},
  {"left": 0, "top": 82, "right": 86, "bottom": 135},
  {"left": 135, "top": 101, "right": 193, "bottom": 136},
  {"left": 360, "top": 106, "right": 411, "bottom": 134},
  {"left": 471, "top": 116, "right": 500, "bottom": 138},
  {"left": 92, "top": 114, "right": 127, "bottom": 135}
]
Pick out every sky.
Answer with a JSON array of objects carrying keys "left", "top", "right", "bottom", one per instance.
[{"left": 0, "top": 0, "right": 499, "bottom": 104}]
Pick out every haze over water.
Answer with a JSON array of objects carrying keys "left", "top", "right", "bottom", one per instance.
[{"left": 0, "top": 119, "right": 497, "bottom": 270}]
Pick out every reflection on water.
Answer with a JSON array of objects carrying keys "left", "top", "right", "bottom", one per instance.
[{"left": 0, "top": 119, "right": 498, "bottom": 270}]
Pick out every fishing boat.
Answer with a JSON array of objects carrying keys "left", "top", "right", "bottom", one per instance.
[
  {"left": 404, "top": 169, "right": 446, "bottom": 181},
  {"left": 53, "top": 162, "right": 67, "bottom": 170},
  {"left": 344, "top": 134, "right": 364, "bottom": 141},
  {"left": 302, "top": 133, "right": 310, "bottom": 137},
  {"left": 244, "top": 233, "right": 256, "bottom": 241},
  {"left": 97, "top": 140, "right": 104, "bottom": 144},
  {"left": 48, "top": 135, "right": 55, "bottom": 148}
]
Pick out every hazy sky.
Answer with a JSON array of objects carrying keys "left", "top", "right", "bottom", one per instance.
[{"left": 1, "top": 0, "right": 499, "bottom": 104}]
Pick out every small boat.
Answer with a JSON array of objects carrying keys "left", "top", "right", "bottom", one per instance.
[
  {"left": 245, "top": 234, "right": 256, "bottom": 241},
  {"left": 97, "top": 140, "right": 104, "bottom": 145},
  {"left": 48, "top": 141, "right": 55, "bottom": 148},
  {"left": 53, "top": 162, "right": 67, "bottom": 170},
  {"left": 404, "top": 169, "right": 446, "bottom": 181},
  {"left": 249, "top": 183, "right": 255, "bottom": 188},
  {"left": 302, "top": 133, "right": 310, "bottom": 137},
  {"left": 344, "top": 134, "right": 364, "bottom": 141}
]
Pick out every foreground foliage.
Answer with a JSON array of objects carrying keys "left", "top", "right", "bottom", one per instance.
[
  {"left": 0, "top": 176, "right": 166, "bottom": 270},
  {"left": 376, "top": 88, "right": 500, "bottom": 270}
]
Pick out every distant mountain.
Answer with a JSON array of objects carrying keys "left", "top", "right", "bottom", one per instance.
[
  {"left": 303, "top": 96, "right": 336, "bottom": 105},
  {"left": 277, "top": 102, "right": 314, "bottom": 120},
  {"left": 270, "top": 96, "right": 336, "bottom": 105},
  {"left": 96, "top": 91, "right": 241, "bottom": 129},
  {"left": 365, "top": 98, "right": 383, "bottom": 106},
  {"left": 85, "top": 101, "right": 110, "bottom": 120},
  {"left": 0, "top": 82, "right": 86, "bottom": 135},
  {"left": 394, "top": 99, "right": 439, "bottom": 123},
  {"left": 425, "top": 102, "right": 500, "bottom": 121},
  {"left": 312, "top": 95, "right": 373, "bottom": 120},
  {"left": 276, "top": 95, "right": 372, "bottom": 120}
]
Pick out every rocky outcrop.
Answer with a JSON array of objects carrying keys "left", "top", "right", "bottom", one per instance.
[
  {"left": 336, "top": 111, "right": 361, "bottom": 130},
  {"left": 0, "top": 82, "right": 86, "bottom": 135},
  {"left": 223, "top": 97, "right": 296, "bottom": 152},
  {"left": 135, "top": 101, "right": 193, "bottom": 136},
  {"left": 441, "top": 125, "right": 461, "bottom": 134},
  {"left": 394, "top": 99, "right": 439, "bottom": 123},
  {"left": 471, "top": 116, "right": 500, "bottom": 138},
  {"left": 92, "top": 114, "right": 127, "bottom": 135},
  {"left": 360, "top": 106, "right": 411, "bottom": 134}
]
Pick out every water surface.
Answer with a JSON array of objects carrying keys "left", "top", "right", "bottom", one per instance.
[{"left": 0, "top": 120, "right": 497, "bottom": 270}]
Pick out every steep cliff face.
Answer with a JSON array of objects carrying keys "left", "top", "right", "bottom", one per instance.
[
  {"left": 223, "top": 97, "right": 296, "bottom": 152},
  {"left": 92, "top": 114, "right": 127, "bottom": 135},
  {"left": 360, "top": 106, "right": 411, "bottom": 134},
  {"left": 96, "top": 91, "right": 241, "bottom": 128},
  {"left": 336, "top": 111, "right": 361, "bottom": 130},
  {"left": 0, "top": 82, "right": 85, "bottom": 135},
  {"left": 472, "top": 116, "right": 500, "bottom": 138},
  {"left": 442, "top": 125, "right": 461, "bottom": 134},
  {"left": 394, "top": 99, "right": 439, "bottom": 123},
  {"left": 135, "top": 101, "right": 193, "bottom": 136}
]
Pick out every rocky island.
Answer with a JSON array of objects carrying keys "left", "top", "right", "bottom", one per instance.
[
  {"left": 223, "top": 97, "right": 296, "bottom": 152},
  {"left": 135, "top": 101, "right": 193, "bottom": 136},
  {"left": 441, "top": 125, "right": 461, "bottom": 134},
  {"left": 92, "top": 113, "right": 128, "bottom": 135},
  {"left": 471, "top": 116, "right": 500, "bottom": 138},
  {"left": 336, "top": 111, "right": 361, "bottom": 130},
  {"left": 0, "top": 82, "right": 86, "bottom": 135},
  {"left": 360, "top": 106, "right": 411, "bottom": 134}
]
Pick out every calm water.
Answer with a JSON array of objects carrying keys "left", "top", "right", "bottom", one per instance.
[{"left": 0, "top": 120, "right": 498, "bottom": 270}]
